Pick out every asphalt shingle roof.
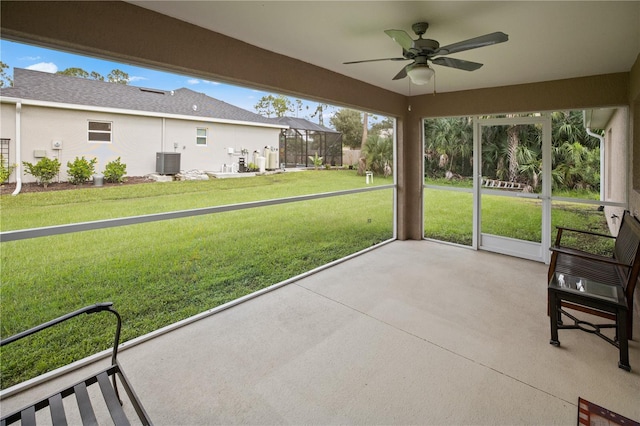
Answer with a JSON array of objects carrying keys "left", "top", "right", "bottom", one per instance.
[{"left": 1, "top": 68, "right": 278, "bottom": 126}]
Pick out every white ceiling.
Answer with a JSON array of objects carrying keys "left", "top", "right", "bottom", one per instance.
[{"left": 129, "top": 1, "right": 640, "bottom": 96}]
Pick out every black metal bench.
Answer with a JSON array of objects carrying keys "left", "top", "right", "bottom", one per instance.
[
  {"left": 0, "top": 303, "right": 153, "bottom": 425},
  {"left": 547, "top": 210, "right": 640, "bottom": 370}
]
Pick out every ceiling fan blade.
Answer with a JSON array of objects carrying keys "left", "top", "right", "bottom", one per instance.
[
  {"left": 431, "top": 57, "right": 483, "bottom": 71},
  {"left": 384, "top": 29, "right": 414, "bottom": 51},
  {"left": 436, "top": 32, "right": 508, "bottom": 55},
  {"left": 343, "top": 57, "right": 408, "bottom": 65},
  {"left": 392, "top": 65, "right": 409, "bottom": 80}
]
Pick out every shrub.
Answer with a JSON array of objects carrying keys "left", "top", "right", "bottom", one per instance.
[
  {"left": 23, "top": 157, "right": 61, "bottom": 187},
  {"left": 103, "top": 157, "right": 127, "bottom": 183},
  {"left": 0, "top": 155, "right": 16, "bottom": 184},
  {"left": 67, "top": 156, "right": 97, "bottom": 185}
]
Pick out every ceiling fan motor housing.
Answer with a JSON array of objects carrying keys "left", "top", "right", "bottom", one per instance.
[{"left": 413, "top": 38, "right": 440, "bottom": 53}]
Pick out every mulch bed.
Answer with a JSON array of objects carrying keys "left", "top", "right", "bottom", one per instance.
[{"left": 1, "top": 176, "right": 154, "bottom": 195}]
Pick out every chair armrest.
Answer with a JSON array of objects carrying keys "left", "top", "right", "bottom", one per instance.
[
  {"left": 1, "top": 302, "right": 122, "bottom": 365},
  {"left": 550, "top": 245, "right": 631, "bottom": 268},
  {"left": 555, "top": 226, "right": 615, "bottom": 239},
  {"left": 1, "top": 303, "right": 114, "bottom": 346}
]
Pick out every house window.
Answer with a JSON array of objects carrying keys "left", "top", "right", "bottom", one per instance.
[
  {"left": 88, "top": 121, "right": 112, "bottom": 143},
  {"left": 196, "top": 128, "right": 208, "bottom": 146}
]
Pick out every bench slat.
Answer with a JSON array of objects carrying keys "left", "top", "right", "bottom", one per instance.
[
  {"left": 74, "top": 382, "right": 98, "bottom": 426},
  {"left": 97, "top": 371, "right": 131, "bottom": 426},
  {"left": 554, "top": 254, "right": 625, "bottom": 287},
  {"left": 49, "top": 393, "right": 68, "bottom": 426},
  {"left": 20, "top": 406, "right": 36, "bottom": 426}
]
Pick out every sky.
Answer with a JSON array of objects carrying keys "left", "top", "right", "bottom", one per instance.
[{"left": 0, "top": 39, "right": 339, "bottom": 124}]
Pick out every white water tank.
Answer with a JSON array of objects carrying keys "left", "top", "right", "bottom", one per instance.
[
  {"left": 268, "top": 149, "right": 278, "bottom": 169},
  {"left": 257, "top": 156, "right": 266, "bottom": 172}
]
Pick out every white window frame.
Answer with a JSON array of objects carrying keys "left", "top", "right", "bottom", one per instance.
[
  {"left": 88, "top": 120, "right": 112, "bottom": 144},
  {"left": 196, "top": 127, "right": 208, "bottom": 146}
]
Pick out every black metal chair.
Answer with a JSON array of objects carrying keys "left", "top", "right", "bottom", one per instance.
[{"left": 1, "top": 303, "right": 153, "bottom": 425}]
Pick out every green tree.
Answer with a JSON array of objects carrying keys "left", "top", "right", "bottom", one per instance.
[
  {"left": 310, "top": 103, "right": 329, "bottom": 126},
  {"left": 57, "top": 67, "right": 129, "bottom": 84},
  {"left": 0, "top": 61, "right": 13, "bottom": 87},
  {"left": 90, "top": 71, "right": 105, "bottom": 81},
  {"left": 425, "top": 111, "right": 600, "bottom": 192},
  {"left": 254, "top": 94, "right": 294, "bottom": 117},
  {"left": 330, "top": 108, "right": 363, "bottom": 149},
  {"left": 370, "top": 117, "right": 394, "bottom": 138},
  {"left": 424, "top": 117, "right": 473, "bottom": 178},
  {"left": 364, "top": 135, "right": 393, "bottom": 176},
  {"left": 550, "top": 111, "right": 600, "bottom": 191},
  {"left": 57, "top": 67, "right": 90, "bottom": 78},
  {"left": 107, "top": 69, "right": 129, "bottom": 84}
]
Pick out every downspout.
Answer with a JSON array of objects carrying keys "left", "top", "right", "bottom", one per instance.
[
  {"left": 11, "top": 102, "right": 22, "bottom": 196},
  {"left": 585, "top": 127, "right": 604, "bottom": 201},
  {"left": 584, "top": 111, "right": 605, "bottom": 201}
]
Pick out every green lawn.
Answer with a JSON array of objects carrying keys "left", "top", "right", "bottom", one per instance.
[
  {"left": 1, "top": 170, "right": 387, "bottom": 231},
  {"left": 424, "top": 187, "right": 613, "bottom": 254},
  {"left": 1, "top": 171, "right": 394, "bottom": 388}
]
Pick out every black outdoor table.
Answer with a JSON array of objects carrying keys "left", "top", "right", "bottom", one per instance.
[{"left": 548, "top": 271, "right": 630, "bottom": 371}]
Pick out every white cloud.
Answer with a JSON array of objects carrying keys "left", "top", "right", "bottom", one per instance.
[
  {"left": 128, "top": 76, "right": 147, "bottom": 82},
  {"left": 20, "top": 56, "right": 41, "bottom": 61},
  {"left": 26, "top": 62, "right": 58, "bottom": 73},
  {"left": 187, "top": 79, "right": 200, "bottom": 85},
  {"left": 202, "top": 80, "right": 220, "bottom": 85}
]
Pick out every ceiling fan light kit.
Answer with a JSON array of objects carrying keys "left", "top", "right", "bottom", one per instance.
[
  {"left": 407, "top": 64, "right": 434, "bottom": 85},
  {"left": 344, "top": 21, "right": 508, "bottom": 85}
]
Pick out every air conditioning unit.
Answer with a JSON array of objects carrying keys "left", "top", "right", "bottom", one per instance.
[{"left": 156, "top": 152, "right": 181, "bottom": 175}]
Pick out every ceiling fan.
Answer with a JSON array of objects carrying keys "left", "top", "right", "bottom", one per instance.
[{"left": 344, "top": 22, "right": 508, "bottom": 85}]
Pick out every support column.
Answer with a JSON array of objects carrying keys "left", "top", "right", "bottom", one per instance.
[{"left": 396, "top": 106, "right": 424, "bottom": 240}]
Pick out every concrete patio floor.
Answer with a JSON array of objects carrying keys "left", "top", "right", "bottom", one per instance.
[{"left": 2, "top": 240, "right": 639, "bottom": 424}]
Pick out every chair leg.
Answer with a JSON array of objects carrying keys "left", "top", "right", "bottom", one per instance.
[
  {"left": 618, "top": 309, "right": 631, "bottom": 371},
  {"left": 549, "top": 290, "right": 560, "bottom": 346}
]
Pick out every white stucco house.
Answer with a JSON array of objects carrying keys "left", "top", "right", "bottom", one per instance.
[{"left": 0, "top": 68, "right": 287, "bottom": 183}]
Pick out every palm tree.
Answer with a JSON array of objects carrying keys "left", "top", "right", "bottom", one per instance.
[
  {"left": 364, "top": 135, "right": 393, "bottom": 176},
  {"left": 550, "top": 111, "right": 601, "bottom": 191},
  {"left": 425, "top": 110, "right": 601, "bottom": 193},
  {"left": 424, "top": 117, "right": 472, "bottom": 178}
]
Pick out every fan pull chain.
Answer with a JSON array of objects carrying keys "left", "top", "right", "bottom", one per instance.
[{"left": 433, "top": 71, "right": 437, "bottom": 96}]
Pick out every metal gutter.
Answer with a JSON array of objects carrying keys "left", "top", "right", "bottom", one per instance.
[{"left": 583, "top": 110, "right": 606, "bottom": 202}]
